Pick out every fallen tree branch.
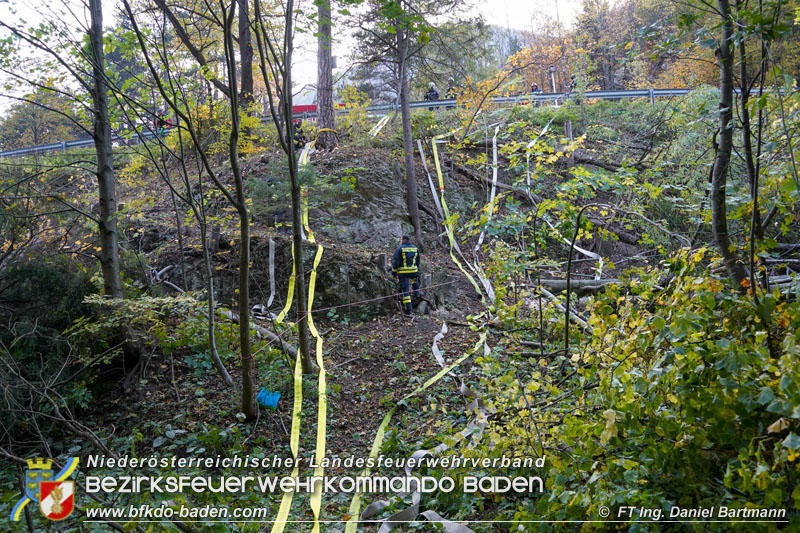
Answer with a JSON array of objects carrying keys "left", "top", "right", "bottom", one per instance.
[
  {"left": 597, "top": 204, "right": 691, "bottom": 247},
  {"left": 454, "top": 142, "right": 648, "bottom": 171},
  {"left": 539, "top": 287, "right": 592, "bottom": 333},
  {"left": 587, "top": 218, "right": 640, "bottom": 245},
  {"left": 574, "top": 153, "right": 648, "bottom": 171},
  {"left": 763, "top": 258, "right": 800, "bottom": 266},
  {"left": 451, "top": 162, "right": 538, "bottom": 204},
  {"left": 418, "top": 201, "right": 440, "bottom": 224},
  {"left": 220, "top": 309, "right": 298, "bottom": 358}
]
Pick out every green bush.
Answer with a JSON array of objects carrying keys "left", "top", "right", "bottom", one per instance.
[{"left": 465, "top": 249, "right": 800, "bottom": 529}]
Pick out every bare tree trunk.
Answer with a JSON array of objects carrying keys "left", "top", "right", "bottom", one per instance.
[
  {"left": 89, "top": 0, "right": 145, "bottom": 368},
  {"left": 89, "top": 0, "right": 122, "bottom": 300},
  {"left": 316, "top": 0, "right": 337, "bottom": 150},
  {"left": 238, "top": 0, "right": 254, "bottom": 109},
  {"left": 199, "top": 199, "right": 235, "bottom": 387},
  {"left": 734, "top": 0, "right": 763, "bottom": 240},
  {"left": 283, "top": 0, "right": 314, "bottom": 374},
  {"left": 224, "top": 3, "right": 256, "bottom": 418},
  {"left": 397, "top": 23, "right": 422, "bottom": 247},
  {"left": 713, "top": 0, "right": 747, "bottom": 287}
]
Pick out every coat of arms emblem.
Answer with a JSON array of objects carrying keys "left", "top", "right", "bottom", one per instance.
[
  {"left": 11, "top": 457, "right": 77, "bottom": 522},
  {"left": 39, "top": 481, "right": 75, "bottom": 521},
  {"left": 24, "top": 458, "right": 53, "bottom": 502}
]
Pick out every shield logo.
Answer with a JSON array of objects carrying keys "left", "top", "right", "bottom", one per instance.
[
  {"left": 24, "top": 466, "right": 53, "bottom": 501},
  {"left": 39, "top": 481, "right": 74, "bottom": 521}
]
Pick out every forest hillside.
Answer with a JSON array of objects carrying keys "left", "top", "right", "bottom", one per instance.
[{"left": 1, "top": 0, "right": 799, "bottom": 531}]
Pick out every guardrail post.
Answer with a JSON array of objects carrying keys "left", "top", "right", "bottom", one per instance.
[
  {"left": 61, "top": 141, "right": 66, "bottom": 152},
  {"left": 649, "top": 88, "right": 655, "bottom": 105}
]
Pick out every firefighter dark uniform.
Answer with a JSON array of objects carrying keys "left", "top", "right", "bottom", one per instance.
[
  {"left": 293, "top": 121, "right": 306, "bottom": 150},
  {"left": 424, "top": 83, "right": 439, "bottom": 112},
  {"left": 392, "top": 239, "right": 420, "bottom": 315}
]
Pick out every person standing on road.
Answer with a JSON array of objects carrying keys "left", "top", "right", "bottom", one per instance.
[
  {"left": 446, "top": 77, "right": 458, "bottom": 109},
  {"left": 424, "top": 83, "right": 439, "bottom": 111},
  {"left": 531, "top": 82, "right": 542, "bottom": 107}
]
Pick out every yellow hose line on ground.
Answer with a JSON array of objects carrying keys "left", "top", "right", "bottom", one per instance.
[
  {"left": 270, "top": 219, "right": 300, "bottom": 533},
  {"left": 269, "top": 321, "right": 304, "bottom": 533},
  {"left": 369, "top": 114, "right": 392, "bottom": 136},
  {"left": 343, "top": 128, "right": 500, "bottom": 531},
  {"left": 299, "top": 128, "right": 338, "bottom": 166},
  {"left": 302, "top": 188, "right": 316, "bottom": 244},
  {"left": 430, "top": 134, "right": 485, "bottom": 302},
  {"left": 299, "top": 161, "right": 326, "bottom": 531},
  {"left": 272, "top": 165, "right": 330, "bottom": 530},
  {"left": 272, "top": 139, "right": 336, "bottom": 530},
  {"left": 344, "top": 332, "right": 488, "bottom": 533},
  {"left": 308, "top": 243, "right": 327, "bottom": 533},
  {"left": 274, "top": 244, "right": 295, "bottom": 324}
]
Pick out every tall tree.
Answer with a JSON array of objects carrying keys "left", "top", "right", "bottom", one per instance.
[
  {"left": 712, "top": 0, "right": 747, "bottom": 286},
  {"left": 352, "top": 0, "right": 472, "bottom": 247},
  {"left": 223, "top": 0, "right": 257, "bottom": 414},
  {"left": 396, "top": 5, "right": 423, "bottom": 246},
  {"left": 575, "top": 0, "right": 618, "bottom": 90},
  {"left": 239, "top": 0, "right": 255, "bottom": 107},
  {"left": 733, "top": 0, "right": 764, "bottom": 240},
  {"left": 0, "top": 0, "right": 145, "bottom": 365},
  {"left": 88, "top": 0, "right": 124, "bottom": 301},
  {"left": 316, "top": 0, "right": 337, "bottom": 150},
  {"left": 123, "top": 0, "right": 257, "bottom": 414},
  {"left": 253, "top": 0, "right": 315, "bottom": 374}
]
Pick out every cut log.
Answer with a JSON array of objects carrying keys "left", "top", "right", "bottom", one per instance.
[
  {"left": 763, "top": 258, "right": 800, "bottom": 266},
  {"left": 530, "top": 278, "right": 620, "bottom": 295}
]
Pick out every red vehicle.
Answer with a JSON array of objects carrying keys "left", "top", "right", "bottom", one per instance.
[{"left": 291, "top": 103, "right": 346, "bottom": 115}]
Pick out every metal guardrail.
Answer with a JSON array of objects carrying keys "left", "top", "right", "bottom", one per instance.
[
  {"left": 292, "top": 88, "right": 695, "bottom": 119},
  {"left": 0, "top": 130, "right": 160, "bottom": 158},
  {"left": 0, "top": 88, "right": 697, "bottom": 158}
]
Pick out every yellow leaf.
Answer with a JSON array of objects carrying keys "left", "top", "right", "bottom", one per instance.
[
  {"left": 600, "top": 409, "right": 618, "bottom": 445},
  {"left": 668, "top": 394, "right": 678, "bottom": 404}
]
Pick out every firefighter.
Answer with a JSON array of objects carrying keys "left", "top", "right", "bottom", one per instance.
[
  {"left": 292, "top": 120, "right": 306, "bottom": 150},
  {"left": 392, "top": 235, "right": 420, "bottom": 316},
  {"left": 531, "top": 82, "right": 542, "bottom": 107},
  {"left": 424, "top": 83, "right": 439, "bottom": 111},
  {"left": 445, "top": 77, "right": 457, "bottom": 109},
  {"left": 156, "top": 110, "right": 168, "bottom": 137}
]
